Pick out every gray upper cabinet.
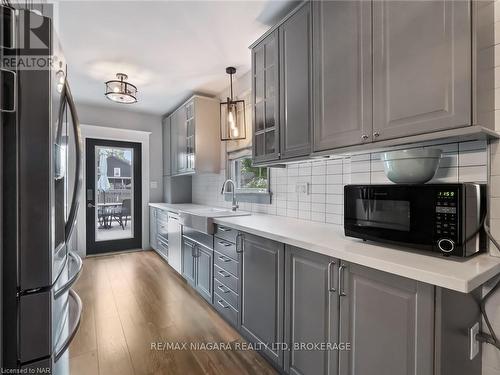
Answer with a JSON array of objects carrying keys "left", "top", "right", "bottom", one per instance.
[
  {"left": 280, "top": 2, "right": 312, "bottom": 159},
  {"left": 312, "top": 0, "right": 372, "bottom": 151},
  {"left": 195, "top": 244, "right": 213, "bottom": 304},
  {"left": 252, "top": 30, "right": 280, "bottom": 164},
  {"left": 168, "top": 96, "right": 220, "bottom": 176},
  {"left": 338, "top": 262, "right": 435, "bottom": 375},
  {"left": 372, "top": 0, "right": 471, "bottom": 141},
  {"left": 284, "top": 246, "right": 338, "bottom": 375},
  {"left": 162, "top": 116, "right": 171, "bottom": 176},
  {"left": 240, "top": 232, "right": 284, "bottom": 368}
]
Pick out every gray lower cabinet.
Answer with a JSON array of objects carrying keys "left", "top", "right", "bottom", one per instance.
[
  {"left": 372, "top": 0, "right": 471, "bottom": 141},
  {"left": 284, "top": 246, "right": 338, "bottom": 375},
  {"left": 181, "top": 238, "right": 196, "bottom": 286},
  {"left": 338, "top": 261, "right": 435, "bottom": 375},
  {"left": 312, "top": 0, "right": 372, "bottom": 151},
  {"left": 149, "top": 207, "right": 158, "bottom": 251},
  {"left": 279, "top": 2, "right": 312, "bottom": 159},
  {"left": 195, "top": 244, "right": 213, "bottom": 303},
  {"left": 240, "top": 232, "right": 284, "bottom": 368}
]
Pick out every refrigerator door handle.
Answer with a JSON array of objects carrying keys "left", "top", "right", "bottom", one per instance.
[
  {"left": 54, "top": 251, "right": 83, "bottom": 299},
  {"left": 54, "top": 289, "right": 82, "bottom": 362},
  {"left": 62, "top": 81, "right": 83, "bottom": 240}
]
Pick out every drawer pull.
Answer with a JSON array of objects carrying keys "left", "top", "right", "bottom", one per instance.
[
  {"left": 217, "top": 284, "right": 230, "bottom": 293},
  {"left": 218, "top": 226, "right": 231, "bottom": 232},
  {"left": 217, "top": 299, "right": 230, "bottom": 309},
  {"left": 217, "top": 270, "right": 230, "bottom": 278},
  {"left": 218, "top": 255, "right": 231, "bottom": 263},
  {"left": 218, "top": 240, "right": 232, "bottom": 247}
]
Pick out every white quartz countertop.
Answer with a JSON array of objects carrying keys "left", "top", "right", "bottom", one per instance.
[
  {"left": 148, "top": 203, "right": 209, "bottom": 213},
  {"left": 213, "top": 214, "right": 500, "bottom": 293}
]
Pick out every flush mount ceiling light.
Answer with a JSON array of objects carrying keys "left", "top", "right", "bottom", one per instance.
[
  {"left": 220, "top": 67, "right": 246, "bottom": 141},
  {"left": 104, "top": 73, "right": 137, "bottom": 104}
]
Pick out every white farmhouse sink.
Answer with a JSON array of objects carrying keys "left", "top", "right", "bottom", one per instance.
[{"left": 178, "top": 207, "right": 250, "bottom": 234}]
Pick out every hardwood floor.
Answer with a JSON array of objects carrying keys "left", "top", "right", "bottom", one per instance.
[{"left": 69, "top": 250, "right": 277, "bottom": 375}]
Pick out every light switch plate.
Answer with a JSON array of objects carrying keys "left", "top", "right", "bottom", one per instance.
[{"left": 469, "top": 322, "right": 480, "bottom": 360}]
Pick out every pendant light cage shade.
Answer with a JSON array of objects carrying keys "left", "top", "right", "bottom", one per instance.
[
  {"left": 220, "top": 67, "right": 246, "bottom": 141},
  {"left": 105, "top": 73, "right": 138, "bottom": 104},
  {"left": 220, "top": 98, "right": 246, "bottom": 141}
]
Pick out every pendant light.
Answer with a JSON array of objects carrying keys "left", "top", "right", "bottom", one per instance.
[
  {"left": 220, "top": 67, "right": 246, "bottom": 141},
  {"left": 105, "top": 73, "right": 138, "bottom": 104}
]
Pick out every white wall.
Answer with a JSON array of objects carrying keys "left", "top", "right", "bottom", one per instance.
[{"left": 76, "top": 102, "right": 163, "bottom": 202}]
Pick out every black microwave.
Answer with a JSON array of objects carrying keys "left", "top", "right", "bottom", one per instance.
[{"left": 344, "top": 184, "right": 487, "bottom": 257}]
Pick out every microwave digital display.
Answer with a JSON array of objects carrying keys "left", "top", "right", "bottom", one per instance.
[{"left": 438, "top": 191, "right": 455, "bottom": 198}]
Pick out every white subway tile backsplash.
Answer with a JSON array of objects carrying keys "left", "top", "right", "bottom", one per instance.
[{"left": 192, "top": 139, "right": 488, "bottom": 239}]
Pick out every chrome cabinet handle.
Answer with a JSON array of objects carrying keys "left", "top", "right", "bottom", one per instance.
[
  {"left": 217, "top": 284, "right": 230, "bottom": 293},
  {"left": 218, "top": 226, "right": 231, "bottom": 232},
  {"left": 361, "top": 134, "right": 369, "bottom": 141},
  {"left": 218, "top": 255, "right": 231, "bottom": 263},
  {"left": 236, "top": 233, "right": 244, "bottom": 253},
  {"left": 338, "top": 264, "right": 347, "bottom": 296},
  {"left": 217, "top": 270, "right": 230, "bottom": 278},
  {"left": 217, "top": 240, "right": 231, "bottom": 247},
  {"left": 327, "top": 261, "right": 336, "bottom": 293},
  {"left": 373, "top": 131, "right": 380, "bottom": 138},
  {"left": 217, "top": 299, "right": 229, "bottom": 309}
]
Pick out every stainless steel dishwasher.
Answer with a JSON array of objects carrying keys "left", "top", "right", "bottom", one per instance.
[{"left": 167, "top": 212, "right": 182, "bottom": 274}]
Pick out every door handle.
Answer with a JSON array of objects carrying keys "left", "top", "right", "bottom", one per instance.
[
  {"left": 87, "top": 203, "right": 96, "bottom": 208},
  {"left": 236, "top": 233, "right": 244, "bottom": 253},
  {"left": 338, "top": 264, "right": 347, "bottom": 296},
  {"left": 61, "top": 81, "right": 83, "bottom": 240},
  {"left": 327, "top": 261, "right": 336, "bottom": 293}
]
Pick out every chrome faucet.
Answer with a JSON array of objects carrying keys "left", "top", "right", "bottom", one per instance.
[{"left": 221, "top": 179, "right": 239, "bottom": 211}]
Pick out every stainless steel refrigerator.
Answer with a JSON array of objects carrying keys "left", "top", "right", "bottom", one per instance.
[{"left": 1, "top": 4, "right": 83, "bottom": 373}]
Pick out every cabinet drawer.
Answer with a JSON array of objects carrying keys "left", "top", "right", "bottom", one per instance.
[
  {"left": 214, "top": 292, "right": 238, "bottom": 327},
  {"left": 214, "top": 238, "right": 238, "bottom": 260},
  {"left": 214, "top": 264, "right": 238, "bottom": 293},
  {"left": 157, "top": 209, "right": 169, "bottom": 221},
  {"left": 214, "top": 250, "right": 239, "bottom": 277},
  {"left": 214, "top": 281, "right": 239, "bottom": 310},
  {"left": 214, "top": 225, "right": 238, "bottom": 243}
]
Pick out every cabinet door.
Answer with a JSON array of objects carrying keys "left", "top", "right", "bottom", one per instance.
[
  {"left": 149, "top": 208, "right": 158, "bottom": 250},
  {"left": 284, "top": 246, "right": 338, "bottom": 375},
  {"left": 170, "top": 108, "right": 187, "bottom": 175},
  {"left": 339, "top": 262, "right": 435, "bottom": 375},
  {"left": 312, "top": 0, "right": 372, "bottom": 151},
  {"left": 240, "top": 233, "right": 284, "bottom": 367},
  {"left": 195, "top": 245, "right": 213, "bottom": 304},
  {"left": 162, "top": 116, "right": 171, "bottom": 176},
  {"left": 185, "top": 100, "right": 196, "bottom": 173},
  {"left": 181, "top": 238, "right": 196, "bottom": 286},
  {"left": 252, "top": 30, "right": 280, "bottom": 164},
  {"left": 372, "top": 0, "right": 471, "bottom": 141},
  {"left": 279, "top": 3, "right": 312, "bottom": 159}
]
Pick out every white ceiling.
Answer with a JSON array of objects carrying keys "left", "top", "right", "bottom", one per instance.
[{"left": 57, "top": 0, "right": 297, "bottom": 115}]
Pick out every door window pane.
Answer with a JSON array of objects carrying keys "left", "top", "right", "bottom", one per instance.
[{"left": 95, "top": 146, "right": 134, "bottom": 241}]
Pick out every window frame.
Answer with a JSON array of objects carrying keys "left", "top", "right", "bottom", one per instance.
[{"left": 225, "top": 148, "right": 272, "bottom": 204}]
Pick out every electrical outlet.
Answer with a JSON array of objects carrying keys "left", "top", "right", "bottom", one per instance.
[
  {"left": 295, "top": 182, "right": 310, "bottom": 195},
  {"left": 469, "top": 322, "right": 480, "bottom": 360}
]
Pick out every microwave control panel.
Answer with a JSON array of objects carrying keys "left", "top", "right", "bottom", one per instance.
[{"left": 434, "top": 189, "right": 459, "bottom": 253}]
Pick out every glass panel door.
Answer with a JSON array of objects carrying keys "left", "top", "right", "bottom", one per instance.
[{"left": 94, "top": 145, "right": 134, "bottom": 242}]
